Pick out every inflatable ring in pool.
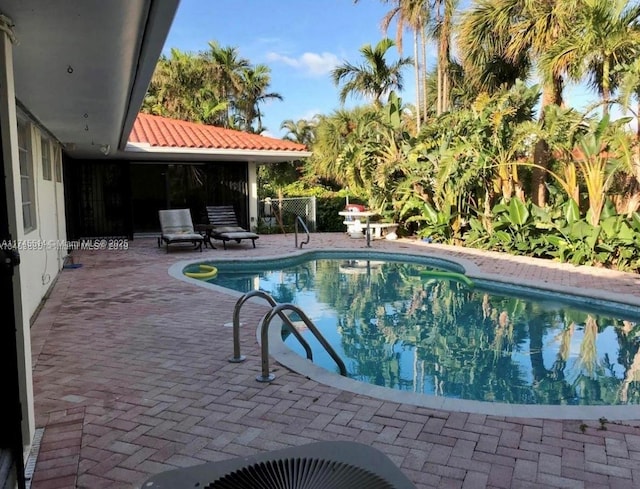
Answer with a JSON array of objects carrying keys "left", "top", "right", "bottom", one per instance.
[
  {"left": 420, "top": 269, "right": 474, "bottom": 287},
  {"left": 185, "top": 264, "right": 218, "bottom": 279}
]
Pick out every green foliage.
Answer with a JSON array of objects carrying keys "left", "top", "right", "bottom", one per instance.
[
  {"left": 400, "top": 198, "right": 460, "bottom": 243},
  {"left": 465, "top": 198, "right": 556, "bottom": 257},
  {"left": 142, "top": 41, "right": 281, "bottom": 133},
  {"left": 317, "top": 197, "right": 358, "bottom": 232},
  {"left": 306, "top": 91, "right": 413, "bottom": 215},
  {"left": 462, "top": 194, "right": 640, "bottom": 271},
  {"left": 331, "top": 38, "right": 413, "bottom": 106}
]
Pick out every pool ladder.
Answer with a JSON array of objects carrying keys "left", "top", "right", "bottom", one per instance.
[
  {"left": 229, "top": 290, "right": 347, "bottom": 382},
  {"left": 294, "top": 215, "right": 310, "bottom": 249}
]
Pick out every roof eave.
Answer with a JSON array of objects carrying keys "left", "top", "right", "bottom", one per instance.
[
  {"left": 122, "top": 142, "right": 312, "bottom": 163},
  {"left": 118, "top": 0, "right": 180, "bottom": 152}
]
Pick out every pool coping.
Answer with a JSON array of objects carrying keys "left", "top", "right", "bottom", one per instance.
[{"left": 168, "top": 248, "right": 640, "bottom": 420}]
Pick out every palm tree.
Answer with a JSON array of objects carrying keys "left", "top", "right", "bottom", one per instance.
[
  {"left": 331, "top": 38, "right": 413, "bottom": 107},
  {"left": 457, "top": 2, "right": 531, "bottom": 94},
  {"left": 280, "top": 118, "right": 316, "bottom": 146},
  {"left": 377, "top": 0, "right": 430, "bottom": 130},
  {"left": 432, "top": 0, "right": 458, "bottom": 115},
  {"left": 617, "top": 57, "right": 640, "bottom": 140},
  {"left": 206, "top": 41, "right": 250, "bottom": 125},
  {"left": 307, "top": 108, "right": 373, "bottom": 185},
  {"left": 236, "top": 64, "right": 283, "bottom": 133},
  {"left": 541, "top": 0, "right": 640, "bottom": 118},
  {"left": 458, "top": 0, "right": 579, "bottom": 207},
  {"left": 143, "top": 48, "right": 229, "bottom": 125}
]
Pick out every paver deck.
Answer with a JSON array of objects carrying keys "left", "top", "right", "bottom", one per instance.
[{"left": 29, "top": 234, "right": 640, "bottom": 488}]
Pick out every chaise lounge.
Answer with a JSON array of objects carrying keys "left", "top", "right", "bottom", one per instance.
[
  {"left": 157, "top": 209, "right": 204, "bottom": 253},
  {"left": 206, "top": 205, "right": 259, "bottom": 249}
]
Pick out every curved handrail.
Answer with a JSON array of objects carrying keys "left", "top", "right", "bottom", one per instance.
[
  {"left": 294, "top": 216, "right": 310, "bottom": 249},
  {"left": 230, "top": 290, "right": 313, "bottom": 363},
  {"left": 257, "top": 303, "right": 348, "bottom": 382}
]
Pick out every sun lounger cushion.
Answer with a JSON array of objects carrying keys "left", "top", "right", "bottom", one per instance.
[
  {"left": 212, "top": 226, "right": 247, "bottom": 234},
  {"left": 158, "top": 209, "right": 204, "bottom": 252}
]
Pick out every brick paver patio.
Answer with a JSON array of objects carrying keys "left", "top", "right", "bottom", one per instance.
[{"left": 29, "top": 234, "right": 640, "bottom": 488}]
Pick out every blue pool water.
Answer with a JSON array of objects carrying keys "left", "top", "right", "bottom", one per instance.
[{"left": 189, "top": 252, "right": 640, "bottom": 406}]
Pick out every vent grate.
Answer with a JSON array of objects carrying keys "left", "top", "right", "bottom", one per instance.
[
  {"left": 142, "top": 441, "right": 416, "bottom": 489},
  {"left": 205, "top": 457, "right": 394, "bottom": 489}
]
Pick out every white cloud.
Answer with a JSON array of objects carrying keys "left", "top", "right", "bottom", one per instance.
[
  {"left": 298, "top": 109, "right": 322, "bottom": 122},
  {"left": 260, "top": 129, "right": 277, "bottom": 138},
  {"left": 266, "top": 51, "right": 341, "bottom": 77}
]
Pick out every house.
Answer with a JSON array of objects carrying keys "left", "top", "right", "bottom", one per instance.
[
  {"left": 65, "top": 112, "right": 309, "bottom": 240},
  {"left": 0, "top": 2, "right": 308, "bottom": 487}
]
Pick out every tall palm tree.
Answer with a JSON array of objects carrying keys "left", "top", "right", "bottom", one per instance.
[
  {"left": 143, "top": 48, "right": 228, "bottom": 125},
  {"left": 332, "top": 38, "right": 413, "bottom": 107},
  {"left": 206, "top": 41, "right": 250, "bottom": 125},
  {"left": 280, "top": 118, "right": 316, "bottom": 146},
  {"left": 457, "top": 3, "right": 531, "bottom": 94},
  {"left": 617, "top": 57, "right": 640, "bottom": 140},
  {"left": 377, "top": 0, "right": 430, "bottom": 130},
  {"left": 432, "top": 0, "right": 458, "bottom": 115},
  {"left": 458, "top": 0, "right": 579, "bottom": 206},
  {"left": 541, "top": 0, "right": 640, "bottom": 118},
  {"left": 237, "top": 64, "right": 283, "bottom": 133}
]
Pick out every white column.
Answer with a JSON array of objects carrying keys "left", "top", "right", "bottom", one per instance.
[
  {"left": 247, "top": 161, "right": 258, "bottom": 231},
  {"left": 0, "top": 16, "right": 35, "bottom": 450}
]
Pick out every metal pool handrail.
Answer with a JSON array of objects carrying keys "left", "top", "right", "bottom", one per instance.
[
  {"left": 230, "top": 290, "right": 312, "bottom": 363},
  {"left": 257, "top": 303, "right": 348, "bottom": 382},
  {"left": 294, "top": 215, "right": 310, "bottom": 249}
]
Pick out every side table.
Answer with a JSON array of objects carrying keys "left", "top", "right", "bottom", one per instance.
[{"left": 194, "top": 224, "right": 216, "bottom": 249}]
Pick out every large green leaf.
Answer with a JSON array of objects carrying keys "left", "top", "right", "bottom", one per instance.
[
  {"left": 600, "top": 216, "right": 619, "bottom": 238},
  {"left": 492, "top": 202, "right": 509, "bottom": 214},
  {"left": 492, "top": 230, "right": 512, "bottom": 245},
  {"left": 564, "top": 199, "right": 580, "bottom": 224},
  {"left": 601, "top": 200, "right": 617, "bottom": 219},
  {"left": 422, "top": 202, "right": 439, "bottom": 223},
  {"left": 568, "top": 220, "right": 596, "bottom": 240},
  {"left": 546, "top": 235, "right": 567, "bottom": 248},
  {"left": 617, "top": 222, "right": 636, "bottom": 243},
  {"left": 508, "top": 198, "right": 529, "bottom": 226},
  {"left": 467, "top": 217, "right": 485, "bottom": 232},
  {"left": 585, "top": 226, "right": 601, "bottom": 251}
]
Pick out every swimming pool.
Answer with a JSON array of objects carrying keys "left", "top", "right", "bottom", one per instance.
[{"left": 183, "top": 251, "right": 640, "bottom": 408}]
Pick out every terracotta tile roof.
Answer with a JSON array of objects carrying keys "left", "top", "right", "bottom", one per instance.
[{"left": 130, "top": 113, "right": 308, "bottom": 152}]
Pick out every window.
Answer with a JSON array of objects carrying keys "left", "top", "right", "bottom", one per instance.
[
  {"left": 18, "top": 121, "right": 36, "bottom": 232},
  {"left": 53, "top": 146, "right": 62, "bottom": 183},
  {"left": 41, "top": 136, "right": 52, "bottom": 181}
]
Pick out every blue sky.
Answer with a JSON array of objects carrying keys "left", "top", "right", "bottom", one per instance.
[
  {"left": 162, "top": 0, "right": 420, "bottom": 136},
  {"left": 162, "top": 0, "right": 600, "bottom": 138}
]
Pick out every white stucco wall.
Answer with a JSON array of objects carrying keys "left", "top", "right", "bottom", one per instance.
[
  {"left": 17, "top": 124, "right": 68, "bottom": 319},
  {"left": 0, "top": 33, "right": 35, "bottom": 452}
]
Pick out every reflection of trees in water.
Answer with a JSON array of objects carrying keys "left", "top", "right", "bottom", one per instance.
[
  {"left": 312, "top": 260, "right": 640, "bottom": 405},
  {"left": 617, "top": 321, "right": 640, "bottom": 404},
  {"left": 226, "top": 259, "right": 640, "bottom": 404},
  {"left": 411, "top": 285, "right": 534, "bottom": 403}
]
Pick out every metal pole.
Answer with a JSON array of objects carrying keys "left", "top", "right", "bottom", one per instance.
[{"left": 366, "top": 215, "right": 371, "bottom": 247}]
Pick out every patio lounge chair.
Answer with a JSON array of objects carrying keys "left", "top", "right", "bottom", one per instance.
[
  {"left": 157, "top": 209, "right": 204, "bottom": 253},
  {"left": 206, "top": 205, "right": 259, "bottom": 249}
]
